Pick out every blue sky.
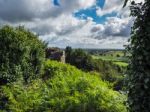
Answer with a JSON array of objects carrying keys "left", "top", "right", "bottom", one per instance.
[
  {"left": 74, "top": 8, "right": 117, "bottom": 24},
  {"left": 54, "top": 0, "right": 117, "bottom": 24},
  {"left": 0, "top": 0, "right": 137, "bottom": 49},
  {"left": 74, "top": 0, "right": 107, "bottom": 23},
  {"left": 54, "top": 0, "right": 60, "bottom": 6}
]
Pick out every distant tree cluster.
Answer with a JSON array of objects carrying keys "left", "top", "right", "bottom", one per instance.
[{"left": 65, "top": 46, "right": 94, "bottom": 71}]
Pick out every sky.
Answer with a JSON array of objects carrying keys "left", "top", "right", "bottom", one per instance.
[{"left": 0, "top": 0, "right": 144, "bottom": 49}]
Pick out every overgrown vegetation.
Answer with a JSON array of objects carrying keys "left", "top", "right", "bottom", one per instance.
[
  {"left": 124, "top": 0, "right": 150, "bottom": 111},
  {"left": 0, "top": 60, "right": 127, "bottom": 112},
  {"left": 0, "top": 26, "right": 45, "bottom": 84},
  {"left": 0, "top": 26, "right": 127, "bottom": 112},
  {"left": 65, "top": 46, "right": 126, "bottom": 90}
]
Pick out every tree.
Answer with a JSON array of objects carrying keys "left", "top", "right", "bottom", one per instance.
[
  {"left": 0, "top": 26, "right": 45, "bottom": 85},
  {"left": 124, "top": 0, "right": 150, "bottom": 111},
  {"left": 65, "top": 48, "right": 94, "bottom": 71},
  {"left": 65, "top": 46, "right": 73, "bottom": 63}
]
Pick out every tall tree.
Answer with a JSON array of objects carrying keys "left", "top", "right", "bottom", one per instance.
[{"left": 125, "top": 0, "right": 150, "bottom": 111}]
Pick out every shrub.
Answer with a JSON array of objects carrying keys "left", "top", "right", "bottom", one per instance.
[
  {"left": 43, "top": 60, "right": 127, "bottom": 112},
  {"left": 0, "top": 80, "right": 45, "bottom": 112},
  {"left": 1, "top": 60, "right": 127, "bottom": 112},
  {"left": 0, "top": 26, "right": 45, "bottom": 84}
]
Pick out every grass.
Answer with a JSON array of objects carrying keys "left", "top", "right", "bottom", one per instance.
[
  {"left": 92, "top": 51, "right": 129, "bottom": 67},
  {"left": 92, "top": 55, "right": 118, "bottom": 61},
  {"left": 113, "top": 61, "right": 128, "bottom": 67}
]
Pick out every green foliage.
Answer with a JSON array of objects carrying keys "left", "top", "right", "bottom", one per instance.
[
  {"left": 113, "top": 62, "right": 128, "bottom": 67},
  {"left": 65, "top": 47, "right": 126, "bottom": 90},
  {"left": 1, "top": 60, "right": 127, "bottom": 112},
  {"left": 91, "top": 59, "right": 124, "bottom": 83},
  {"left": 44, "top": 70, "right": 126, "bottom": 111},
  {"left": 65, "top": 46, "right": 73, "bottom": 63},
  {"left": 0, "top": 81, "right": 44, "bottom": 112},
  {"left": 126, "top": 0, "right": 150, "bottom": 111},
  {"left": 65, "top": 48, "right": 93, "bottom": 71},
  {"left": 0, "top": 26, "right": 45, "bottom": 84}
]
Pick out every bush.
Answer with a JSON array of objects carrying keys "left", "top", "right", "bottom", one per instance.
[
  {"left": 65, "top": 48, "right": 94, "bottom": 71},
  {"left": 0, "top": 80, "right": 45, "bottom": 112},
  {"left": 0, "top": 26, "right": 45, "bottom": 84},
  {"left": 1, "top": 60, "right": 127, "bottom": 112},
  {"left": 42, "top": 61, "right": 127, "bottom": 112}
]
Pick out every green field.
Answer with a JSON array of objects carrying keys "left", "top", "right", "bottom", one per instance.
[
  {"left": 92, "top": 51, "right": 129, "bottom": 67},
  {"left": 113, "top": 61, "right": 128, "bottom": 67}
]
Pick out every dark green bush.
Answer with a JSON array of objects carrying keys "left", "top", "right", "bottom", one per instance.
[
  {"left": 125, "top": 0, "right": 150, "bottom": 111},
  {"left": 0, "top": 26, "right": 45, "bottom": 84},
  {"left": 65, "top": 48, "right": 94, "bottom": 71}
]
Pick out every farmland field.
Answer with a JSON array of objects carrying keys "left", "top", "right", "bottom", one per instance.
[{"left": 91, "top": 50, "right": 129, "bottom": 67}]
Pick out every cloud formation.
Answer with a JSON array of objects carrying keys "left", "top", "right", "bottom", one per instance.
[
  {"left": 37, "top": 15, "right": 131, "bottom": 48},
  {"left": 0, "top": 0, "right": 96, "bottom": 22},
  {"left": 0, "top": 0, "right": 134, "bottom": 49}
]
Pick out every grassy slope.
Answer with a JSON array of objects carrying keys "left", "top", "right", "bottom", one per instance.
[{"left": 1, "top": 60, "right": 127, "bottom": 112}]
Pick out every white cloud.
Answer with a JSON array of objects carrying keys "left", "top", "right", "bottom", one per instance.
[
  {"left": 103, "top": 17, "right": 132, "bottom": 37},
  {"left": 96, "top": 0, "right": 123, "bottom": 17},
  {"left": 96, "top": 0, "right": 144, "bottom": 17},
  {"left": 0, "top": 0, "right": 96, "bottom": 22},
  {"left": 0, "top": 0, "right": 133, "bottom": 49},
  {"left": 36, "top": 15, "right": 131, "bottom": 49}
]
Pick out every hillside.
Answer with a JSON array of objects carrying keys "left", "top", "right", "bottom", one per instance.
[{"left": 0, "top": 60, "right": 127, "bottom": 112}]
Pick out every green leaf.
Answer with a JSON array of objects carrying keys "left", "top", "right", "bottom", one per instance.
[{"left": 144, "top": 78, "right": 149, "bottom": 83}]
